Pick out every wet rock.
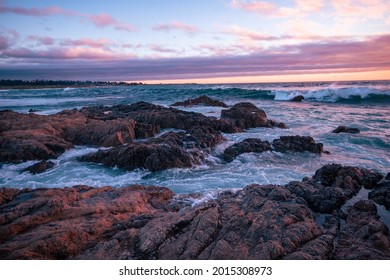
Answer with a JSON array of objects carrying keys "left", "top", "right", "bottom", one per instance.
[
  {"left": 0, "top": 185, "right": 174, "bottom": 259},
  {"left": 221, "top": 138, "right": 272, "bottom": 162},
  {"left": 287, "top": 164, "right": 383, "bottom": 213},
  {"left": 368, "top": 177, "right": 390, "bottom": 209},
  {"left": 332, "top": 126, "right": 360, "bottom": 134},
  {"left": 273, "top": 136, "right": 323, "bottom": 154},
  {"left": 332, "top": 200, "right": 390, "bottom": 259},
  {"left": 291, "top": 95, "right": 304, "bottom": 102},
  {"left": 22, "top": 161, "right": 55, "bottom": 174},
  {"left": 171, "top": 95, "right": 228, "bottom": 108},
  {"left": 221, "top": 102, "right": 287, "bottom": 129},
  {"left": 80, "top": 126, "right": 224, "bottom": 172},
  {"left": 0, "top": 110, "right": 137, "bottom": 162},
  {"left": 81, "top": 102, "right": 240, "bottom": 133}
]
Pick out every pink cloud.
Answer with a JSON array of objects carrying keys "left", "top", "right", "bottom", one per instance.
[
  {"left": 27, "top": 35, "right": 54, "bottom": 46},
  {"left": 149, "top": 44, "right": 179, "bottom": 54},
  {"left": 0, "top": 35, "right": 9, "bottom": 50},
  {"left": 220, "top": 25, "right": 282, "bottom": 41},
  {"left": 89, "top": 14, "right": 136, "bottom": 32},
  {"left": 153, "top": 20, "right": 198, "bottom": 33},
  {"left": 1, "top": 34, "right": 390, "bottom": 81},
  {"left": 231, "top": 0, "right": 324, "bottom": 17},
  {"left": 0, "top": 3, "right": 136, "bottom": 32},
  {"left": 63, "top": 38, "right": 112, "bottom": 49}
]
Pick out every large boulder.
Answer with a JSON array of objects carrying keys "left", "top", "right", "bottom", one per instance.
[
  {"left": 273, "top": 136, "right": 323, "bottom": 153},
  {"left": 286, "top": 164, "right": 383, "bottom": 213},
  {"left": 80, "top": 126, "right": 224, "bottom": 172},
  {"left": 221, "top": 138, "right": 272, "bottom": 162},
  {"left": 171, "top": 95, "right": 228, "bottom": 107},
  {"left": 221, "top": 102, "right": 287, "bottom": 129}
]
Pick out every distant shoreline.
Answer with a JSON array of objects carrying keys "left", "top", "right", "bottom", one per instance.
[{"left": 0, "top": 79, "right": 144, "bottom": 90}]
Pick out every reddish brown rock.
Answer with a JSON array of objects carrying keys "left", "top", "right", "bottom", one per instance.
[
  {"left": 221, "top": 102, "right": 287, "bottom": 129},
  {"left": 171, "top": 95, "right": 229, "bottom": 108},
  {"left": 0, "top": 185, "right": 174, "bottom": 259},
  {"left": 332, "top": 200, "right": 390, "bottom": 259}
]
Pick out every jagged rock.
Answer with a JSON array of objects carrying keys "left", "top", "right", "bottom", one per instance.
[
  {"left": 80, "top": 126, "right": 224, "bottom": 172},
  {"left": 368, "top": 176, "right": 390, "bottom": 209},
  {"left": 221, "top": 138, "right": 272, "bottom": 162},
  {"left": 221, "top": 102, "right": 287, "bottom": 129},
  {"left": 0, "top": 165, "right": 389, "bottom": 260},
  {"left": 80, "top": 102, "right": 240, "bottom": 133},
  {"left": 332, "top": 200, "right": 390, "bottom": 259},
  {"left": 0, "top": 185, "right": 174, "bottom": 259},
  {"left": 171, "top": 95, "right": 228, "bottom": 108},
  {"left": 273, "top": 136, "right": 323, "bottom": 153},
  {"left": 22, "top": 161, "right": 55, "bottom": 174},
  {"left": 221, "top": 136, "right": 324, "bottom": 162},
  {"left": 287, "top": 164, "right": 383, "bottom": 213},
  {"left": 332, "top": 126, "right": 360, "bottom": 134}
]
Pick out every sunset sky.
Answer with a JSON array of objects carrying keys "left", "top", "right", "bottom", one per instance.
[{"left": 1, "top": 0, "right": 390, "bottom": 83}]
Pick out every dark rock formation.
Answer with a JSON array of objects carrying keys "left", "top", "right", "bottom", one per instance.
[
  {"left": 291, "top": 95, "right": 304, "bottom": 102},
  {"left": 287, "top": 164, "right": 383, "bottom": 213},
  {"left": 368, "top": 175, "right": 390, "bottom": 209},
  {"left": 80, "top": 126, "right": 224, "bottom": 172},
  {"left": 22, "top": 161, "right": 55, "bottom": 174},
  {"left": 221, "top": 138, "right": 272, "bottom": 162},
  {"left": 273, "top": 136, "right": 323, "bottom": 153},
  {"left": 332, "top": 200, "right": 390, "bottom": 259},
  {"left": 1, "top": 165, "right": 389, "bottom": 260},
  {"left": 332, "top": 126, "right": 360, "bottom": 134},
  {"left": 221, "top": 102, "right": 287, "bottom": 129},
  {"left": 80, "top": 102, "right": 240, "bottom": 133},
  {"left": 171, "top": 95, "right": 228, "bottom": 108},
  {"left": 221, "top": 136, "right": 324, "bottom": 162}
]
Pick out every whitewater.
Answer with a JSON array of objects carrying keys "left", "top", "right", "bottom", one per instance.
[{"left": 1, "top": 80, "right": 389, "bottom": 194}]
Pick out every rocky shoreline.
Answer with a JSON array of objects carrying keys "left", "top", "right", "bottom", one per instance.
[
  {"left": 0, "top": 164, "right": 389, "bottom": 260},
  {"left": 1, "top": 96, "right": 389, "bottom": 259}
]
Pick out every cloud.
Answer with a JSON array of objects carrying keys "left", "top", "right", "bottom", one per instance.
[
  {"left": 219, "top": 25, "right": 282, "bottom": 41},
  {"left": 0, "top": 3, "right": 136, "bottom": 32},
  {"left": 1, "top": 34, "right": 389, "bottom": 81},
  {"left": 149, "top": 44, "right": 179, "bottom": 54},
  {"left": 89, "top": 14, "right": 136, "bottom": 32},
  {"left": 231, "top": 0, "right": 324, "bottom": 17},
  {"left": 152, "top": 20, "right": 198, "bottom": 33}
]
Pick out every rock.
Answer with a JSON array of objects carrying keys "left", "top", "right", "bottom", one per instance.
[
  {"left": 0, "top": 110, "right": 137, "bottom": 162},
  {"left": 0, "top": 165, "right": 388, "bottom": 260},
  {"left": 222, "top": 136, "right": 324, "bottom": 162},
  {"left": 221, "top": 138, "right": 272, "bottom": 162},
  {"left": 368, "top": 177, "right": 390, "bottom": 209},
  {"left": 291, "top": 95, "right": 304, "bottom": 102},
  {"left": 22, "top": 161, "right": 55, "bottom": 174},
  {"left": 0, "top": 185, "right": 174, "bottom": 259},
  {"left": 221, "top": 102, "right": 287, "bottom": 129},
  {"left": 171, "top": 95, "right": 228, "bottom": 108},
  {"left": 81, "top": 102, "right": 240, "bottom": 133},
  {"left": 273, "top": 136, "right": 323, "bottom": 153},
  {"left": 332, "top": 200, "right": 390, "bottom": 259},
  {"left": 80, "top": 126, "right": 224, "bottom": 172},
  {"left": 287, "top": 164, "right": 383, "bottom": 213},
  {"left": 332, "top": 126, "right": 360, "bottom": 134}
]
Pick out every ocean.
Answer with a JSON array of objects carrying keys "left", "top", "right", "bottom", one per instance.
[{"left": 1, "top": 80, "right": 389, "bottom": 196}]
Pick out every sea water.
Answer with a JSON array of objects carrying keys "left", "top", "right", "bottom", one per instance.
[{"left": 1, "top": 81, "right": 389, "bottom": 194}]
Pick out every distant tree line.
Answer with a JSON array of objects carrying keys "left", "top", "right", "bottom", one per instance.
[{"left": 0, "top": 79, "right": 144, "bottom": 88}]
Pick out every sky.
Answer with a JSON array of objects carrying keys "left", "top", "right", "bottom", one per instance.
[{"left": 1, "top": 0, "right": 390, "bottom": 83}]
